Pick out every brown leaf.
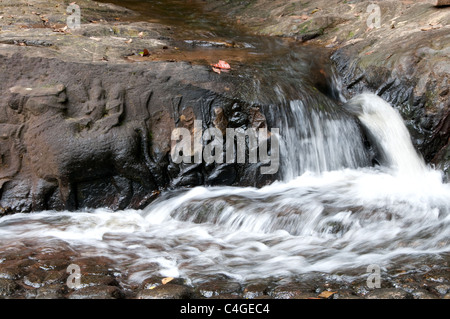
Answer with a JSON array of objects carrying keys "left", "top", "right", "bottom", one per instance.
[
  {"left": 161, "top": 277, "right": 174, "bottom": 285},
  {"left": 318, "top": 291, "right": 337, "bottom": 299},
  {"left": 143, "top": 48, "right": 150, "bottom": 56}
]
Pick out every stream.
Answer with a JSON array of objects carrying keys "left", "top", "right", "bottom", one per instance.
[{"left": 0, "top": 0, "right": 449, "bottom": 297}]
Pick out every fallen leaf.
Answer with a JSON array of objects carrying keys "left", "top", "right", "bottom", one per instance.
[
  {"left": 125, "top": 38, "right": 133, "bottom": 44},
  {"left": 318, "top": 291, "right": 337, "bottom": 299},
  {"left": 141, "top": 48, "right": 150, "bottom": 56},
  {"left": 311, "top": 8, "right": 320, "bottom": 14},
  {"left": 212, "top": 60, "right": 231, "bottom": 70},
  {"left": 212, "top": 67, "right": 221, "bottom": 74},
  {"left": 162, "top": 277, "right": 174, "bottom": 285}
]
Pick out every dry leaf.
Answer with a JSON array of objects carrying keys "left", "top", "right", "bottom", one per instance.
[
  {"left": 212, "top": 67, "right": 221, "bottom": 74},
  {"left": 162, "top": 277, "right": 174, "bottom": 285},
  {"left": 142, "top": 48, "right": 150, "bottom": 56},
  {"left": 318, "top": 291, "right": 337, "bottom": 299},
  {"left": 212, "top": 60, "right": 231, "bottom": 70},
  {"left": 125, "top": 39, "right": 133, "bottom": 44}
]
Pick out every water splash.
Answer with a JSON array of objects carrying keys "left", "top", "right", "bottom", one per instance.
[{"left": 343, "top": 93, "right": 428, "bottom": 176}]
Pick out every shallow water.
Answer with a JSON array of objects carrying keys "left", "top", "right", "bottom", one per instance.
[{"left": 0, "top": 164, "right": 448, "bottom": 285}]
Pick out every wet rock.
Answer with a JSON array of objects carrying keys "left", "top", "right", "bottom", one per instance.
[
  {"left": 333, "top": 290, "right": 363, "bottom": 300},
  {"left": 210, "top": 293, "right": 243, "bottom": 299},
  {"left": 269, "top": 283, "right": 317, "bottom": 299},
  {"left": 137, "top": 284, "right": 193, "bottom": 299},
  {"left": 0, "top": 259, "right": 35, "bottom": 280},
  {"left": 80, "top": 274, "right": 118, "bottom": 287},
  {"left": 68, "top": 285, "right": 124, "bottom": 299},
  {"left": 140, "top": 276, "right": 188, "bottom": 290},
  {"left": 243, "top": 283, "right": 270, "bottom": 299},
  {"left": 0, "top": 278, "right": 20, "bottom": 297},
  {"left": 365, "top": 288, "right": 413, "bottom": 299},
  {"left": 197, "top": 280, "right": 242, "bottom": 298},
  {"left": 431, "top": 284, "right": 450, "bottom": 296},
  {"left": 206, "top": 164, "right": 237, "bottom": 186},
  {"left": 35, "top": 284, "right": 66, "bottom": 299},
  {"left": 411, "top": 289, "right": 439, "bottom": 300}
]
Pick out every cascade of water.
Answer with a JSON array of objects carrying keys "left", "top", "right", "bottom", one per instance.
[
  {"left": 343, "top": 93, "right": 428, "bottom": 176},
  {"left": 278, "top": 99, "right": 370, "bottom": 181}
]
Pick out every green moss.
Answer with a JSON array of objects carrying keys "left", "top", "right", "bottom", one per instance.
[{"left": 298, "top": 21, "right": 311, "bottom": 34}]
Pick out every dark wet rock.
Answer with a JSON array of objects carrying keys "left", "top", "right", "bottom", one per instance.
[
  {"left": 137, "top": 284, "right": 193, "bottom": 299},
  {"left": 431, "top": 284, "right": 450, "bottom": 296},
  {"left": 411, "top": 289, "right": 439, "bottom": 300},
  {"left": 210, "top": 293, "right": 243, "bottom": 299},
  {"left": 206, "top": 164, "right": 237, "bottom": 186},
  {"left": 80, "top": 275, "right": 119, "bottom": 287},
  {"left": 35, "top": 284, "right": 66, "bottom": 299},
  {"left": 333, "top": 289, "right": 363, "bottom": 300},
  {"left": 0, "top": 259, "right": 35, "bottom": 280},
  {"left": 269, "top": 283, "right": 317, "bottom": 299},
  {"left": 71, "top": 256, "right": 117, "bottom": 276},
  {"left": 68, "top": 285, "right": 124, "bottom": 299},
  {"left": 243, "top": 283, "right": 270, "bottom": 299},
  {"left": 197, "top": 280, "right": 242, "bottom": 298},
  {"left": 140, "top": 276, "right": 188, "bottom": 290},
  {"left": 0, "top": 278, "right": 20, "bottom": 297},
  {"left": 365, "top": 288, "right": 413, "bottom": 299}
]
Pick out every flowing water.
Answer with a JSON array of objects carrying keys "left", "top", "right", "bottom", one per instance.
[{"left": 0, "top": 0, "right": 449, "bottom": 289}]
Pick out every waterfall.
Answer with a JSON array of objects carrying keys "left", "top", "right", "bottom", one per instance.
[
  {"left": 278, "top": 99, "right": 370, "bottom": 180},
  {"left": 0, "top": 93, "right": 448, "bottom": 285},
  {"left": 343, "top": 93, "right": 428, "bottom": 175}
]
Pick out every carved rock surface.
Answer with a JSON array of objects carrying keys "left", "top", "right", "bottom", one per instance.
[{"left": 0, "top": 53, "right": 278, "bottom": 213}]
